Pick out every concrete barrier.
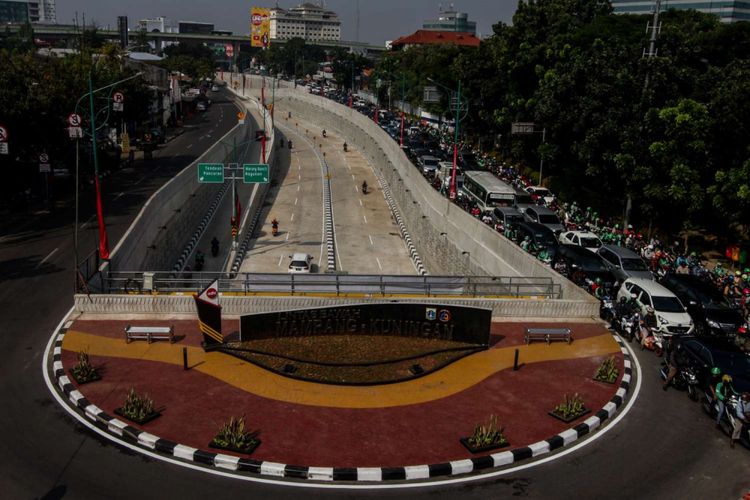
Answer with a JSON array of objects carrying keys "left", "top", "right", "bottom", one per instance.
[{"left": 74, "top": 294, "right": 598, "bottom": 319}]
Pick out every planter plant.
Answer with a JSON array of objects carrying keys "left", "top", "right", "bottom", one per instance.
[
  {"left": 593, "top": 356, "right": 619, "bottom": 384},
  {"left": 209, "top": 416, "right": 261, "bottom": 454},
  {"left": 460, "top": 414, "right": 509, "bottom": 453},
  {"left": 69, "top": 350, "right": 101, "bottom": 385},
  {"left": 114, "top": 388, "right": 161, "bottom": 424},
  {"left": 549, "top": 393, "right": 590, "bottom": 423}
]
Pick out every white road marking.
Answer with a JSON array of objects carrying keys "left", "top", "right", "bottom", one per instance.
[
  {"left": 36, "top": 247, "right": 58, "bottom": 268},
  {"left": 359, "top": 199, "right": 363, "bottom": 206},
  {"left": 290, "top": 213, "right": 294, "bottom": 221},
  {"left": 369, "top": 235, "right": 374, "bottom": 245},
  {"left": 376, "top": 257, "right": 383, "bottom": 271},
  {"left": 113, "top": 192, "right": 125, "bottom": 201},
  {"left": 186, "top": 144, "right": 193, "bottom": 149},
  {"left": 354, "top": 186, "right": 359, "bottom": 194},
  {"left": 277, "top": 254, "right": 283, "bottom": 267},
  {"left": 80, "top": 215, "right": 96, "bottom": 229},
  {"left": 297, "top": 185, "right": 300, "bottom": 191},
  {"left": 298, "top": 173, "right": 301, "bottom": 180},
  {"left": 285, "top": 233, "right": 290, "bottom": 241},
  {"left": 363, "top": 215, "right": 368, "bottom": 224},
  {"left": 351, "top": 174, "right": 355, "bottom": 180},
  {"left": 294, "top": 198, "right": 298, "bottom": 206}
]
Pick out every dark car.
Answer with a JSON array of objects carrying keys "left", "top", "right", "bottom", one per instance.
[
  {"left": 660, "top": 274, "right": 744, "bottom": 336},
  {"left": 679, "top": 336, "right": 750, "bottom": 392},
  {"left": 458, "top": 151, "right": 481, "bottom": 171},
  {"left": 555, "top": 244, "right": 617, "bottom": 288},
  {"left": 513, "top": 221, "right": 559, "bottom": 259}
]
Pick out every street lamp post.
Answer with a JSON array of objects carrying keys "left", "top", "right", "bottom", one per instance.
[{"left": 427, "top": 77, "right": 467, "bottom": 201}]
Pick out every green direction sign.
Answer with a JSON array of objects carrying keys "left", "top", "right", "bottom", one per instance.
[
  {"left": 243, "top": 164, "right": 270, "bottom": 184},
  {"left": 198, "top": 163, "right": 224, "bottom": 183}
]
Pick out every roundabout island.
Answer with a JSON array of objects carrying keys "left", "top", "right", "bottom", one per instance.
[{"left": 46, "top": 301, "right": 635, "bottom": 484}]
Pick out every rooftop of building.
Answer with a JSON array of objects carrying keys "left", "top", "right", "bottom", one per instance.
[{"left": 391, "top": 29, "right": 480, "bottom": 48}]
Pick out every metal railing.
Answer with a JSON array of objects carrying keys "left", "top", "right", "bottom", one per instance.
[{"left": 102, "top": 271, "right": 561, "bottom": 299}]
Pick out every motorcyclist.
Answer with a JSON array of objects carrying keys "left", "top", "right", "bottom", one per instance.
[
  {"left": 707, "top": 366, "right": 722, "bottom": 405},
  {"left": 716, "top": 374, "right": 739, "bottom": 426},
  {"left": 279, "top": 138, "right": 284, "bottom": 148},
  {"left": 271, "top": 218, "right": 279, "bottom": 235},
  {"left": 322, "top": 129, "right": 327, "bottom": 138},
  {"left": 361, "top": 181, "right": 368, "bottom": 194},
  {"left": 731, "top": 392, "right": 750, "bottom": 448},
  {"left": 195, "top": 250, "right": 205, "bottom": 270},
  {"left": 210, "top": 237, "right": 219, "bottom": 257},
  {"left": 640, "top": 306, "right": 658, "bottom": 349},
  {"left": 662, "top": 338, "right": 687, "bottom": 390},
  {"left": 287, "top": 139, "right": 293, "bottom": 149},
  {"left": 343, "top": 141, "right": 348, "bottom": 152}
]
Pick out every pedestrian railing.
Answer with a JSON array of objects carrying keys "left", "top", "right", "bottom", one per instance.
[{"left": 103, "top": 271, "right": 561, "bottom": 299}]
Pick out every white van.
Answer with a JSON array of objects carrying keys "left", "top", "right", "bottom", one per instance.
[{"left": 616, "top": 278, "right": 694, "bottom": 335}]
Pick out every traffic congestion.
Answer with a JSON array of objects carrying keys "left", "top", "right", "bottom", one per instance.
[{"left": 303, "top": 81, "right": 750, "bottom": 449}]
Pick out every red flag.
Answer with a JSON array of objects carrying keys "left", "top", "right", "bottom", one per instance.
[
  {"left": 94, "top": 176, "right": 110, "bottom": 260},
  {"left": 235, "top": 189, "right": 242, "bottom": 223},
  {"left": 374, "top": 108, "right": 379, "bottom": 124}
]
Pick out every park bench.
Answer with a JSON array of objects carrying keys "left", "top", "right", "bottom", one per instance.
[
  {"left": 524, "top": 327, "right": 572, "bottom": 345},
  {"left": 125, "top": 325, "right": 175, "bottom": 344}
]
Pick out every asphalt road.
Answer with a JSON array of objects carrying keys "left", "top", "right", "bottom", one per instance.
[{"left": 1, "top": 87, "right": 748, "bottom": 499}]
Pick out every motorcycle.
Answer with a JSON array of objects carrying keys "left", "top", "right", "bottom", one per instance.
[
  {"left": 343, "top": 142, "right": 348, "bottom": 152},
  {"left": 271, "top": 219, "right": 279, "bottom": 237},
  {"left": 279, "top": 138, "right": 284, "bottom": 148},
  {"left": 210, "top": 239, "right": 219, "bottom": 257},
  {"left": 600, "top": 298, "right": 616, "bottom": 323},
  {"left": 615, "top": 311, "right": 639, "bottom": 343},
  {"left": 660, "top": 364, "right": 700, "bottom": 401},
  {"left": 287, "top": 140, "right": 293, "bottom": 149},
  {"left": 703, "top": 393, "right": 750, "bottom": 449},
  {"left": 639, "top": 327, "right": 667, "bottom": 356},
  {"left": 362, "top": 181, "right": 368, "bottom": 195}
]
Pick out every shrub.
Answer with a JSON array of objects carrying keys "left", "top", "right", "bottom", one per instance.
[
  {"left": 553, "top": 393, "right": 586, "bottom": 419},
  {"left": 121, "top": 388, "right": 155, "bottom": 421},
  {"left": 71, "top": 350, "right": 98, "bottom": 383},
  {"left": 212, "top": 416, "right": 258, "bottom": 450},
  {"left": 467, "top": 414, "right": 508, "bottom": 449},
  {"left": 594, "top": 356, "right": 619, "bottom": 384}
]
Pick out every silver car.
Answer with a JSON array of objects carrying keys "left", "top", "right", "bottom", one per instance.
[{"left": 598, "top": 244, "right": 654, "bottom": 281}]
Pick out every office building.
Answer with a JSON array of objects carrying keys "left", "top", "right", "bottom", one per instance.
[
  {"left": 423, "top": 6, "right": 476, "bottom": 35},
  {"left": 270, "top": 2, "right": 341, "bottom": 42},
  {"left": 611, "top": 0, "right": 750, "bottom": 22},
  {"left": 0, "top": 0, "right": 55, "bottom": 23},
  {"left": 178, "top": 21, "right": 215, "bottom": 34}
]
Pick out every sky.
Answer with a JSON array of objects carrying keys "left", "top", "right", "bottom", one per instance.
[{"left": 56, "top": 1, "right": 519, "bottom": 44}]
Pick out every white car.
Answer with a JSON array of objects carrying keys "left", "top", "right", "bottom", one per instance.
[
  {"left": 526, "top": 186, "right": 555, "bottom": 205},
  {"left": 616, "top": 278, "right": 694, "bottom": 335},
  {"left": 288, "top": 253, "right": 313, "bottom": 273},
  {"left": 559, "top": 231, "right": 602, "bottom": 252},
  {"left": 211, "top": 85, "right": 219, "bottom": 92}
]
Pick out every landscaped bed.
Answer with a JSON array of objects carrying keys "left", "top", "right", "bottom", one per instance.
[{"left": 220, "top": 335, "right": 483, "bottom": 384}]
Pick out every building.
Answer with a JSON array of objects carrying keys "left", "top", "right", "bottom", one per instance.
[
  {"left": 269, "top": 2, "right": 341, "bottom": 42},
  {"left": 611, "top": 0, "right": 750, "bottom": 23},
  {"left": 0, "top": 0, "right": 55, "bottom": 23},
  {"left": 390, "top": 30, "right": 480, "bottom": 50},
  {"left": 423, "top": 6, "right": 476, "bottom": 35}
]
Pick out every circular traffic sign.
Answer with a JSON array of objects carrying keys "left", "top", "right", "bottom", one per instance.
[
  {"left": 0, "top": 125, "right": 7, "bottom": 142},
  {"left": 39, "top": 153, "right": 49, "bottom": 163},
  {"left": 68, "top": 113, "right": 82, "bottom": 127},
  {"left": 206, "top": 288, "right": 218, "bottom": 299},
  {"left": 113, "top": 92, "right": 125, "bottom": 103}
]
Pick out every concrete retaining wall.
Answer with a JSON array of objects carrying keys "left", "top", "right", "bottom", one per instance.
[
  {"left": 107, "top": 99, "right": 253, "bottom": 273},
  {"left": 269, "top": 88, "right": 594, "bottom": 306},
  {"left": 74, "top": 294, "right": 599, "bottom": 319}
]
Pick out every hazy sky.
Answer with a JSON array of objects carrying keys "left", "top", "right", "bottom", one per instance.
[{"left": 56, "top": 1, "right": 519, "bottom": 44}]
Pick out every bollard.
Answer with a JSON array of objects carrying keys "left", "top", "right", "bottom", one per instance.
[
  {"left": 183, "top": 347, "right": 188, "bottom": 370},
  {"left": 513, "top": 348, "right": 519, "bottom": 371}
]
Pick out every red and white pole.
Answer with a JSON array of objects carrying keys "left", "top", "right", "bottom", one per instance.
[
  {"left": 449, "top": 143, "right": 458, "bottom": 200},
  {"left": 400, "top": 111, "right": 405, "bottom": 147}
]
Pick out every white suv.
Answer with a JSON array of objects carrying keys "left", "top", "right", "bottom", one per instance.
[
  {"left": 559, "top": 230, "right": 602, "bottom": 253},
  {"left": 288, "top": 253, "right": 313, "bottom": 273},
  {"left": 616, "top": 278, "right": 694, "bottom": 335}
]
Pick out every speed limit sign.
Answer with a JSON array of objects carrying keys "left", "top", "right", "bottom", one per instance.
[
  {"left": 113, "top": 92, "right": 125, "bottom": 103},
  {"left": 68, "top": 113, "right": 82, "bottom": 127}
]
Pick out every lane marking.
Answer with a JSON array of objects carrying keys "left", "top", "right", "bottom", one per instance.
[
  {"left": 369, "top": 235, "right": 374, "bottom": 246},
  {"left": 351, "top": 174, "right": 355, "bottom": 180},
  {"left": 113, "top": 192, "right": 125, "bottom": 201},
  {"left": 290, "top": 213, "right": 294, "bottom": 222},
  {"left": 376, "top": 257, "right": 383, "bottom": 271},
  {"left": 354, "top": 186, "right": 359, "bottom": 194},
  {"left": 295, "top": 198, "right": 298, "bottom": 206},
  {"left": 36, "top": 247, "right": 58, "bottom": 268},
  {"left": 297, "top": 185, "right": 300, "bottom": 192},
  {"left": 277, "top": 254, "right": 283, "bottom": 267},
  {"left": 359, "top": 199, "right": 363, "bottom": 206},
  {"left": 80, "top": 215, "right": 96, "bottom": 229},
  {"left": 363, "top": 215, "right": 368, "bottom": 224},
  {"left": 285, "top": 233, "right": 290, "bottom": 241}
]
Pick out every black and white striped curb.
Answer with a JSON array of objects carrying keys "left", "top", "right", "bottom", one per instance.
[
  {"left": 172, "top": 181, "right": 230, "bottom": 273},
  {"left": 50, "top": 327, "right": 633, "bottom": 483},
  {"left": 230, "top": 193, "right": 265, "bottom": 275},
  {"left": 371, "top": 167, "right": 427, "bottom": 276}
]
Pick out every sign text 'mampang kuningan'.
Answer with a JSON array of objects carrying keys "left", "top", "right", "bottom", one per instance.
[{"left": 240, "top": 303, "right": 492, "bottom": 345}]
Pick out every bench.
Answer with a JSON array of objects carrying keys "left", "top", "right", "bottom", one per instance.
[
  {"left": 125, "top": 325, "right": 175, "bottom": 344},
  {"left": 524, "top": 327, "right": 572, "bottom": 345}
]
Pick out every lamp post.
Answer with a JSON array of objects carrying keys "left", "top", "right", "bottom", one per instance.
[
  {"left": 426, "top": 77, "right": 468, "bottom": 201},
  {"left": 73, "top": 69, "right": 143, "bottom": 279}
]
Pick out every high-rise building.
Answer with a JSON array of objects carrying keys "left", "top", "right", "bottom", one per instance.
[
  {"left": 611, "top": 0, "right": 750, "bottom": 23},
  {"left": 0, "top": 0, "right": 56, "bottom": 24},
  {"left": 423, "top": 5, "right": 477, "bottom": 35},
  {"left": 269, "top": 2, "right": 341, "bottom": 42}
]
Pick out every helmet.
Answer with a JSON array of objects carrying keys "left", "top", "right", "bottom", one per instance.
[
  {"left": 631, "top": 293, "right": 638, "bottom": 300},
  {"left": 743, "top": 274, "right": 748, "bottom": 280},
  {"left": 646, "top": 306, "right": 654, "bottom": 313},
  {"left": 711, "top": 367, "right": 721, "bottom": 376},
  {"left": 637, "top": 233, "right": 643, "bottom": 239},
  {"left": 744, "top": 289, "right": 750, "bottom": 295},
  {"left": 595, "top": 278, "right": 602, "bottom": 284},
  {"left": 736, "top": 271, "right": 742, "bottom": 276},
  {"left": 628, "top": 224, "right": 633, "bottom": 229},
  {"left": 744, "top": 268, "right": 750, "bottom": 273},
  {"left": 717, "top": 263, "right": 723, "bottom": 267},
  {"left": 722, "top": 374, "right": 733, "bottom": 383},
  {"left": 729, "top": 276, "right": 735, "bottom": 282}
]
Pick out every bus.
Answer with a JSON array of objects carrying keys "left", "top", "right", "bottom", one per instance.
[{"left": 460, "top": 171, "right": 517, "bottom": 212}]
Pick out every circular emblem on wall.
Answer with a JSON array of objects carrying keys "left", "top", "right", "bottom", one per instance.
[{"left": 438, "top": 310, "right": 452, "bottom": 323}]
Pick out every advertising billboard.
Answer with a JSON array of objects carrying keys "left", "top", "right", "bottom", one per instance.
[{"left": 250, "top": 7, "right": 271, "bottom": 48}]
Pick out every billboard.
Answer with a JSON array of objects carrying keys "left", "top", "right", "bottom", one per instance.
[{"left": 250, "top": 7, "right": 271, "bottom": 48}]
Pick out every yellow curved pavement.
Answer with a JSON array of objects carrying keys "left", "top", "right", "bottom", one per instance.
[{"left": 62, "top": 330, "right": 620, "bottom": 409}]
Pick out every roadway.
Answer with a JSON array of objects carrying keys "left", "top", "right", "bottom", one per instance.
[{"left": 2, "top": 84, "right": 748, "bottom": 499}]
